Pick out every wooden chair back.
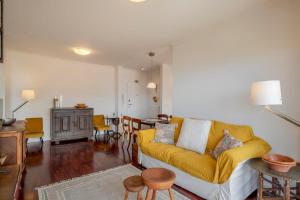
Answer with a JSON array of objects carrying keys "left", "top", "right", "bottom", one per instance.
[
  {"left": 131, "top": 118, "right": 141, "bottom": 143},
  {"left": 157, "top": 114, "right": 169, "bottom": 121},
  {"left": 122, "top": 116, "right": 132, "bottom": 134},
  {"left": 131, "top": 118, "right": 141, "bottom": 132}
]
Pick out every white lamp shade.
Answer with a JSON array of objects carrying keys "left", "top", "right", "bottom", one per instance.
[
  {"left": 251, "top": 80, "right": 282, "bottom": 105},
  {"left": 22, "top": 90, "right": 35, "bottom": 101},
  {"left": 147, "top": 82, "right": 157, "bottom": 89}
]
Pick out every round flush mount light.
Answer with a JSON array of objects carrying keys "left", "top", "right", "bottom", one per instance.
[
  {"left": 129, "top": 0, "right": 146, "bottom": 2},
  {"left": 72, "top": 47, "right": 92, "bottom": 56}
]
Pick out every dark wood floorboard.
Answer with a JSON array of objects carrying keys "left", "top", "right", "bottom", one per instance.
[{"left": 21, "top": 135, "right": 256, "bottom": 200}]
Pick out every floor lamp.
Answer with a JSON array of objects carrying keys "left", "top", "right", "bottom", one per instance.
[{"left": 251, "top": 80, "right": 300, "bottom": 127}]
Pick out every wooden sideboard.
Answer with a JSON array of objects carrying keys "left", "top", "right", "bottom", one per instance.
[
  {"left": 0, "top": 121, "right": 26, "bottom": 200},
  {"left": 50, "top": 108, "right": 94, "bottom": 144}
]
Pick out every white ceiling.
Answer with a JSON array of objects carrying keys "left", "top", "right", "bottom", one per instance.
[{"left": 5, "top": 0, "right": 262, "bottom": 69}]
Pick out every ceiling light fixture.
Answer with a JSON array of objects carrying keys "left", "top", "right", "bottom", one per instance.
[
  {"left": 72, "top": 47, "right": 92, "bottom": 56},
  {"left": 147, "top": 52, "right": 157, "bottom": 89}
]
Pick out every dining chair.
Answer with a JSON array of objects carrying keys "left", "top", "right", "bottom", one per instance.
[
  {"left": 93, "top": 115, "right": 111, "bottom": 139},
  {"left": 157, "top": 114, "right": 169, "bottom": 122},
  {"left": 131, "top": 118, "right": 141, "bottom": 148},
  {"left": 122, "top": 116, "right": 132, "bottom": 144},
  {"left": 24, "top": 117, "right": 44, "bottom": 150}
]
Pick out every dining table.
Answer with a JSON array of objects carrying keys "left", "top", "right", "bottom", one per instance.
[{"left": 141, "top": 118, "right": 169, "bottom": 128}]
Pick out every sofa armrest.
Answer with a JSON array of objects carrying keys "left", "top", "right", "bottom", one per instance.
[
  {"left": 214, "top": 136, "right": 271, "bottom": 183},
  {"left": 137, "top": 129, "right": 155, "bottom": 146}
]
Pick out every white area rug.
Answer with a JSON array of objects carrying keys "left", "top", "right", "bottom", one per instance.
[{"left": 37, "top": 164, "right": 190, "bottom": 200}]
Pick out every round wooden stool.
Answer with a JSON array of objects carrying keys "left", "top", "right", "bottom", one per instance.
[
  {"left": 123, "top": 175, "right": 145, "bottom": 200},
  {"left": 142, "top": 168, "right": 176, "bottom": 200}
]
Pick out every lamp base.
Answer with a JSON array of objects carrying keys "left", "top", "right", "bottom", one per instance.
[{"left": 2, "top": 118, "right": 16, "bottom": 126}]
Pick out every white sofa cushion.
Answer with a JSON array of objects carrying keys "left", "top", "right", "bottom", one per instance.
[{"left": 176, "top": 118, "right": 212, "bottom": 154}]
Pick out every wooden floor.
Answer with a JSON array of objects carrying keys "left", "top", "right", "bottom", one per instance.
[{"left": 21, "top": 135, "right": 255, "bottom": 200}]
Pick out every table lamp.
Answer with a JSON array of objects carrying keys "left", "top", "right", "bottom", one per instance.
[
  {"left": 3, "top": 89, "right": 35, "bottom": 126},
  {"left": 12, "top": 89, "right": 35, "bottom": 117},
  {"left": 251, "top": 80, "right": 300, "bottom": 127}
]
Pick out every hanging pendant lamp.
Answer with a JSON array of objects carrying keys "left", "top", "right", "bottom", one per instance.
[{"left": 147, "top": 52, "right": 157, "bottom": 89}]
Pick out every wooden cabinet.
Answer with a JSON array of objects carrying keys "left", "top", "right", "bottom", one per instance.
[
  {"left": 0, "top": 121, "right": 26, "bottom": 200},
  {"left": 0, "top": 121, "right": 26, "bottom": 165},
  {"left": 50, "top": 108, "right": 93, "bottom": 143}
]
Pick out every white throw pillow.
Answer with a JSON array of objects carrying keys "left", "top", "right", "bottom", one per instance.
[{"left": 176, "top": 118, "right": 212, "bottom": 154}]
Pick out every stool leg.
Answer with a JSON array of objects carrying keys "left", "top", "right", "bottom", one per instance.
[
  {"left": 145, "top": 188, "right": 152, "bottom": 200},
  {"left": 151, "top": 190, "right": 157, "bottom": 200},
  {"left": 124, "top": 190, "right": 129, "bottom": 200},
  {"left": 137, "top": 191, "right": 143, "bottom": 200},
  {"left": 284, "top": 179, "right": 290, "bottom": 200},
  {"left": 258, "top": 172, "right": 263, "bottom": 200},
  {"left": 168, "top": 188, "right": 174, "bottom": 200}
]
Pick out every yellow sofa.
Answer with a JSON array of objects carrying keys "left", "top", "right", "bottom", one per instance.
[{"left": 138, "top": 117, "right": 271, "bottom": 199}]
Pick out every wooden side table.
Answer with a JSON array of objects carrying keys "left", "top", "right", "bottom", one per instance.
[
  {"left": 249, "top": 158, "right": 300, "bottom": 200},
  {"left": 142, "top": 168, "right": 176, "bottom": 200},
  {"left": 123, "top": 175, "right": 145, "bottom": 200}
]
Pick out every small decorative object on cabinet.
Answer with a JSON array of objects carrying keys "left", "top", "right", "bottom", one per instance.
[
  {"left": 75, "top": 103, "right": 88, "bottom": 109},
  {"left": 50, "top": 108, "right": 93, "bottom": 144},
  {"left": 53, "top": 96, "right": 59, "bottom": 108},
  {"left": 250, "top": 158, "right": 300, "bottom": 200}
]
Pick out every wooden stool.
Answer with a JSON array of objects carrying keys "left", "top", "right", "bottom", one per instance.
[
  {"left": 142, "top": 168, "right": 176, "bottom": 200},
  {"left": 123, "top": 175, "right": 145, "bottom": 200}
]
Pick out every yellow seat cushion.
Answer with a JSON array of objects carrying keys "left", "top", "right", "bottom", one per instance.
[
  {"left": 141, "top": 142, "right": 185, "bottom": 163},
  {"left": 25, "top": 132, "right": 44, "bottom": 139},
  {"left": 206, "top": 120, "right": 254, "bottom": 152},
  {"left": 169, "top": 151, "right": 217, "bottom": 182},
  {"left": 25, "top": 118, "right": 43, "bottom": 132},
  {"left": 94, "top": 125, "right": 110, "bottom": 131},
  {"left": 170, "top": 116, "right": 184, "bottom": 143}
]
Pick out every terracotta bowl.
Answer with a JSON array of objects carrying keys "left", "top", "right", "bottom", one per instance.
[
  {"left": 77, "top": 103, "right": 86, "bottom": 107},
  {"left": 262, "top": 154, "right": 296, "bottom": 173}
]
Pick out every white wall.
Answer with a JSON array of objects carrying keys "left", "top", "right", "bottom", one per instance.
[
  {"left": 5, "top": 50, "right": 116, "bottom": 140},
  {"left": 160, "top": 64, "right": 173, "bottom": 115},
  {"left": 117, "top": 66, "right": 149, "bottom": 119},
  {"left": 0, "top": 63, "right": 4, "bottom": 118},
  {"left": 172, "top": 2, "right": 300, "bottom": 160}
]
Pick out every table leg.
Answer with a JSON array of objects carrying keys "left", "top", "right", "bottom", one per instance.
[
  {"left": 258, "top": 172, "right": 263, "bottom": 200},
  {"left": 145, "top": 188, "right": 152, "bottom": 200},
  {"left": 272, "top": 177, "right": 277, "bottom": 196},
  {"left": 151, "top": 190, "right": 157, "bottom": 200},
  {"left": 283, "top": 179, "right": 291, "bottom": 200},
  {"left": 124, "top": 190, "right": 129, "bottom": 200},
  {"left": 137, "top": 191, "right": 143, "bottom": 200},
  {"left": 168, "top": 188, "right": 174, "bottom": 200},
  {"left": 297, "top": 182, "right": 300, "bottom": 197}
]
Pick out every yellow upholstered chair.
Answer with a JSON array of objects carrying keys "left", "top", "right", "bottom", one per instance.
[
  {"left": 25, "top": 117, "right": 44, "bottom": 146},
  {"left": 93, "top": 115, "right": 111, "bottom": 136}
]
